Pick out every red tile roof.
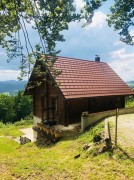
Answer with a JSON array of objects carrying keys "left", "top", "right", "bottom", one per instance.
[{"left": 52, "top": 56, "right": 134, "bottom": 99}]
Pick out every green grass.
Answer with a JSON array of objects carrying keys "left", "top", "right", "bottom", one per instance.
[
  {"left": 0, "top": 121, "right": 134, "bottom": 180},
  {"left": 0, "top": 120, "right": 32, "bottom": 137},
  {"left": 125, "top": 98, "right": 134, "bottom": 108},
  {"left": 126, "top": 100, "right": 134, "bottom": 108}
]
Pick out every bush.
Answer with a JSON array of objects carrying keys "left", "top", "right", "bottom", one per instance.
[
  {"left": 0, "top": 121, "right": 12, "bottom": 128},
  {"left": 0, "top": 91, "right": 32, "bottom": 124},
  {"left": 0, "top": 121, "right": 5, "bottom": 128},
  {"left": 125, "top": 96, "right": 134, "bottom": 108},
  {"left": 14, "top": 119, "right": 33, "bottom": 126}
]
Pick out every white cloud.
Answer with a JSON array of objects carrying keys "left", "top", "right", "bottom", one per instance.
[
  {"left": 130, "top": 29, "right": 134, "bottom": 42},
  {"left": 0, "top": 70, "right": 22, "bottom": 81},
  {"left": 113, "top": 40, "right": 124, "bottom": 46},
  {"left": 0, "top": 52, "right": 6, "bottom": 56},
  {"left": 0, "top": 50, "right": 7, "bottom": 57},
  {"left": 130, "top": 29, "right": 134, "bottom": 36},
  {"left": 89, "top": 11, "right": 107, "bottom": 29},
  {"left": 75, "top": 0, "right": 85, "bottom": 9},
  {"left": 111, "top": 48, "right": 134, "bottom": 60},
  {"left": 109, "top": 48, "right": 134, "bottom": 82}
]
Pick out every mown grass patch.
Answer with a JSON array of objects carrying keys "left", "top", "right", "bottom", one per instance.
[
  {"left": 0, "top": 121, "right": 134, "bottom": 180},
  {"left": 0, "top": 120, "right": 32, "bottom": 138}
]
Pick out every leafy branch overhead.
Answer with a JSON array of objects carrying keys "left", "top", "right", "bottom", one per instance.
[
  {"left": 83, "top": 0, "right": 134, "bottom": 45},
  {"left": 0, "top": 0, "right": 79, "bottom": 78},
  {"left": 108, "top": 0, "right": 134, "bottom": 45},
  {"left": 0, "top": 0, "right": 134, "bottom": 79}
]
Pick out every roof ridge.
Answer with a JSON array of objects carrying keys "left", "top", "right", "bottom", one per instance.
[{"left": 57, "top": 55, "right": 106, "bottom": 64}]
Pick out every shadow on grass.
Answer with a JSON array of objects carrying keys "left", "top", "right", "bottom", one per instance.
[
  {"left": 34, "top": 121, "right": 105, "bottom": 149},
  {"left": 117, "top": 146, "right": 134, "bottom": 162},
  {"left": 34, "top": 130, "right": 82, "bottom": 149}
]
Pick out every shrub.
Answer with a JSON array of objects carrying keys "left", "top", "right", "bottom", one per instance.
[
  {"left": 14, "top": 119, "right": 33, "bottom": 126},
  {"left": 0, "top": 121, "right": 5, "bottom": 128}
]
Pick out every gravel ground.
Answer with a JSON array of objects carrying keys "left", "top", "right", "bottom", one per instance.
[{"left": 107, "top": 113, "right": 134, "bottom": 158}]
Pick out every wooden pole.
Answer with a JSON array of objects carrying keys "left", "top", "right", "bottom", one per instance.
[
  {"left": 115, "top": 108, "right": 118, "bottom": 146},
  {"left": 105, "top": 119, "right": 111, "bottom": 140},
  {"left": 105, "top": 119, "right": 112, "bottom": 148}
]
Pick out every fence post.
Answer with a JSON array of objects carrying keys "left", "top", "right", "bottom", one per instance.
[{"left": 115, "top": 108, "right": 118, "bottom": 146}]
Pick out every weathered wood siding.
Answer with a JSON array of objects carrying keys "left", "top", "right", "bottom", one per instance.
[
  {"left": 33, "top": 79, "right": 125, "bottom": 125},
  {"left": 33, "top": 81, "right": 65, "bottom": 125},
  {"left": 33, "top": 82, "right": 45, "bottom": 119},
  {"left": 68, "top": 99, "right": 88, "bottom": 123},
  {"left": 67, "top": 96, "right": 125, "bottom": 123}
]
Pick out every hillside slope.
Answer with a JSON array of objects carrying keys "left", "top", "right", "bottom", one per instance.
[
  {"left": 127, "top": 81, "right": 134, "bottom": 89},
  {"left": 0, "top": 80, "right": 27, "bottom": 93},
  {"left": 0, "top": 121, "right": 133, "bottom": 180}
]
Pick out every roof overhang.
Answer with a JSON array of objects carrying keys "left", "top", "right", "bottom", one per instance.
[{"left": 63, "top": 93, "right": 134, "bottom": 100}]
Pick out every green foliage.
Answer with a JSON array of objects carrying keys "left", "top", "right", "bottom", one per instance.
[
  {"left": 0, "top": 0, "right": 133, "bottom": 84},
  {"left": 127, "top": 81, "right": 134, "bottom": 89},
  {"left": 125, "top": 96, "right": 134, "bottom": 108},
  {"left": 14, "top": 119, "right": 33, "bottom": 126},
  {"left": 78, "top": 121, "right": 104, "bottom": 144},
  {"left": 81, "top": 0, "right": 107, "bottom": 26},
  {"left": 0, "top": 0, "right": 133, "bottom": 80},
  {"left": 0, "top": 91, "right": 32, "bottom": 124},
  {"left": 82, "top": 0, "right": 134, "bottom": 45},
  {"left": 0, "top": 121, "right": 6, "bottom": 128},
  {"left": 0, "top": 0, "right": 80, "bottom": 78},
  {"left": 108, "top": 0, "right": 134, "bottom": 45}
]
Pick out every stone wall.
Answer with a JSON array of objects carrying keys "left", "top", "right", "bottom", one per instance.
[{"left": 81, "top": 107, "right": 134, "bottom": 132}]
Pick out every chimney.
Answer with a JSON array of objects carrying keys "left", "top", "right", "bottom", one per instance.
[{"left": 95, "top": 55, "right": 100, "bottom": 62}]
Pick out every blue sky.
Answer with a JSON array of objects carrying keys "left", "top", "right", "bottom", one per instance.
[{"left": 0, "top": 0, "right": 134, "bottom": 82}]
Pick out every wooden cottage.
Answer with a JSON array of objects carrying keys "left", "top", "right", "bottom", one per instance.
[{"left": 24, "top": 56, "right": 134, "bottom": 127}]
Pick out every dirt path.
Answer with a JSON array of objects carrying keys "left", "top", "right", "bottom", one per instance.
[{"left": 107, "top": 113, "right": 134, "bottom": 157}]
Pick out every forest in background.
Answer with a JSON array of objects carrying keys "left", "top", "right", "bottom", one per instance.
[
  {"left": 0, "top": 91, "right": 32, "bottom": 124},
  {"left": 0, "top": 89, "right": 134, "bottom": 124}
]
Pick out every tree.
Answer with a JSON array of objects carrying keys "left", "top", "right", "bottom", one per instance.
[
  {"left": 82, "top": 0, "right": 134, "bottom": 45},
  {"left": 0, "top": 0, "right": 134, "bottom": 79},
  {"left": 108, "top": 0, "right": 134, "bottom": 45},
  {"left": 0, "top": 94, "right": 16, "bottom": 123},
  {"left": 0, "top": 91, "right": 32, "bottom": 123},
  {"left": 0, "top": 0, "right": 79, "bottom": 78},
  {"left": 14, "top": 91, "right": 32, "bottom": 121}
]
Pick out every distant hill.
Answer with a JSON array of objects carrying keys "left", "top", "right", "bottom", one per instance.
[
  {"left": 0, "top": 80, "right": 27, "bottom": 94},
  {"left": 126, "top": 81, "right": 134, "bottom": 89},
  {"left": 0, "top": 80, "right": 133, "bottom": 95}
]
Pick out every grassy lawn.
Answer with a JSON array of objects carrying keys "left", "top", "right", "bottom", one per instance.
[
  {"left": 0, "top": 120, "right": 32, "bottom": 138},
  {"left": 0, "top": 121, "right": 134, "bottom": 180}
]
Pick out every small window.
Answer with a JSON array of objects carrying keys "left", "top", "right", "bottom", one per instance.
[{"left": 51, "top": 97, "right": 58, "bottom": 111}]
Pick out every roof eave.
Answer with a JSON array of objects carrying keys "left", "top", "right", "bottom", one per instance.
[{"left": 63, "top": 92, "right": 134, "bottom": 100}]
